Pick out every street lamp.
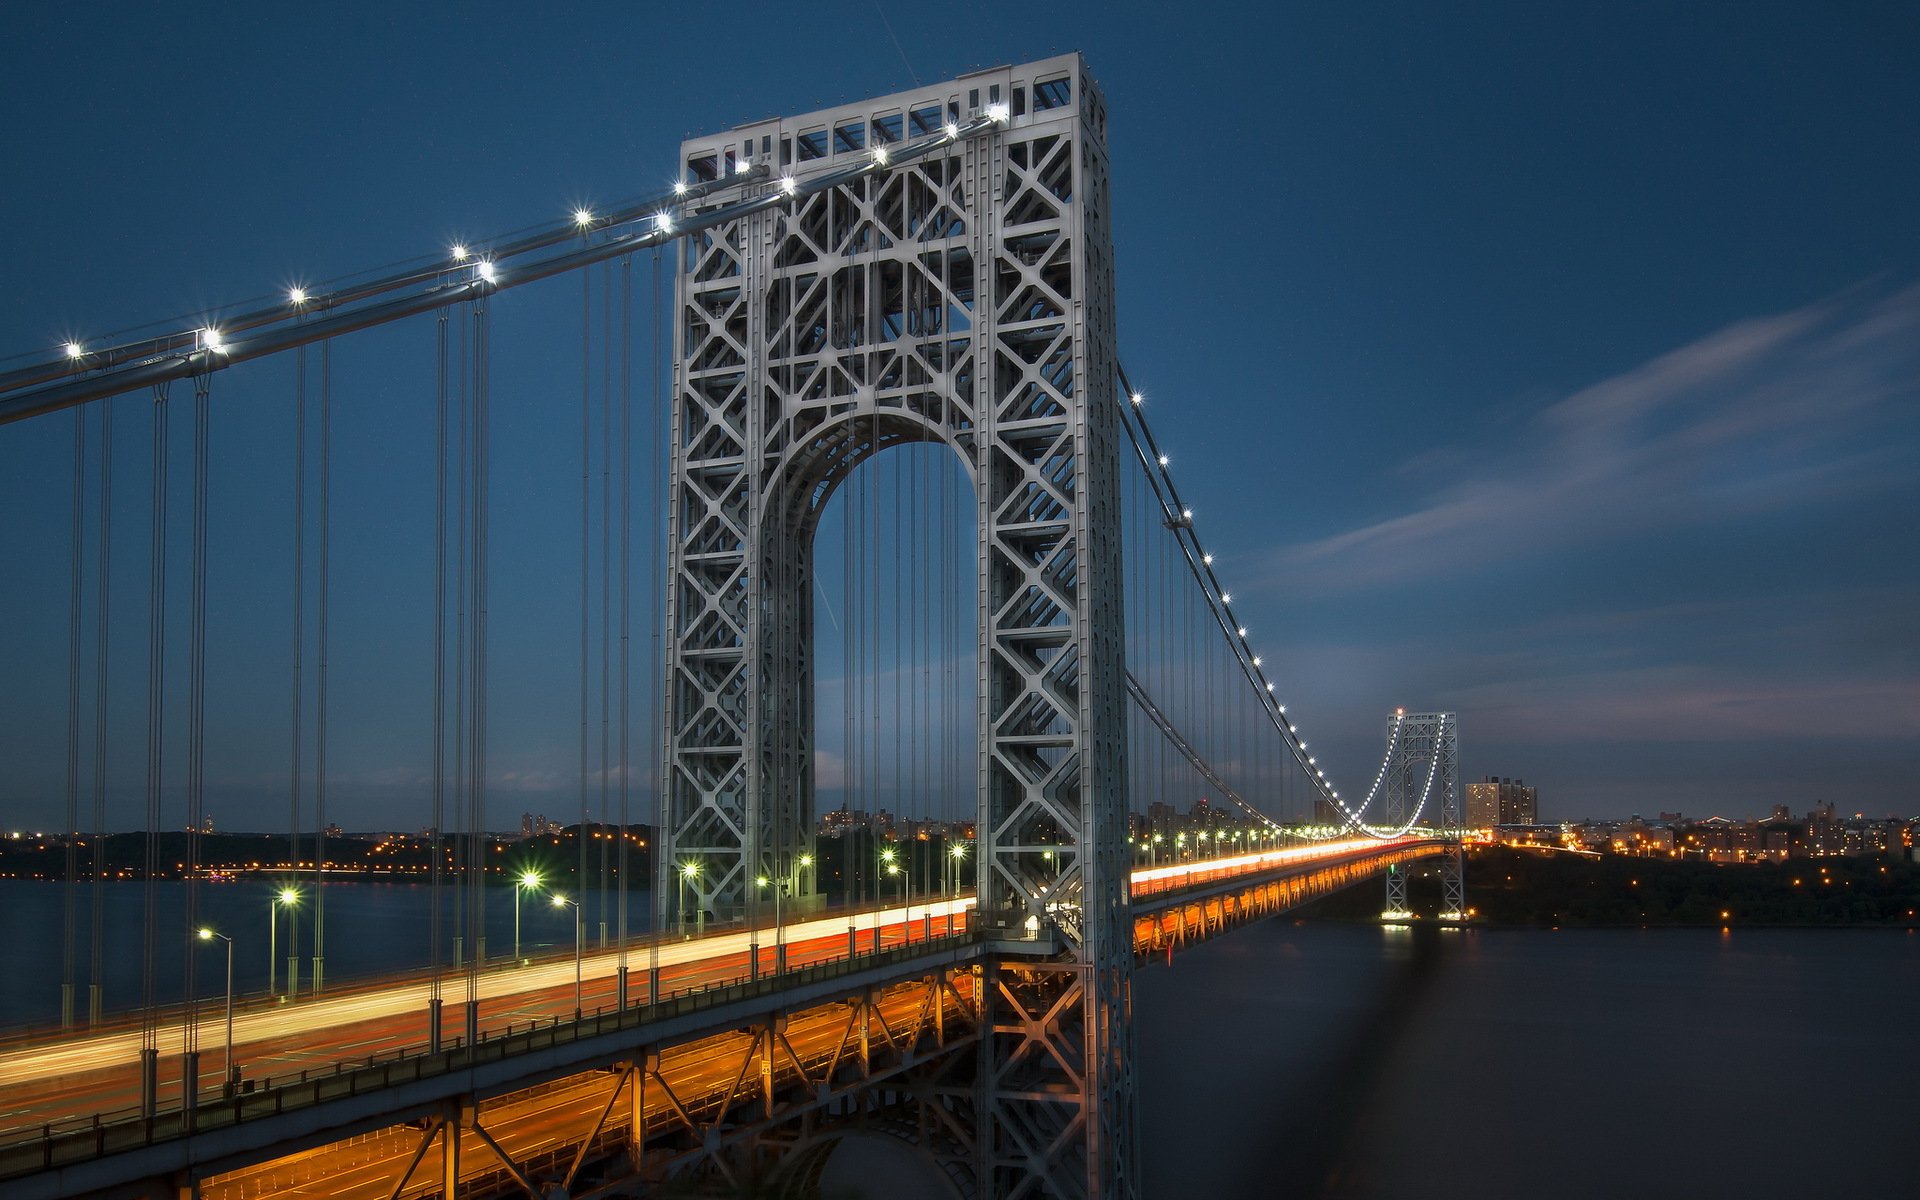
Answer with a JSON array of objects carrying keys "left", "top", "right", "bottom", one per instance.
[
  {"left": 948, "top": 843, "right": 968, "bottom": 899},
  {"left": 1151, "top": 833, "right": 1163, "bottom": 867},
  {"left": 514, "top": 870, "right": 543, "bottom": 963},
  {"left": 883, "top": 851, "right": 910, "bottom": 943},
  {"left": 678, "top": 861, "right": 703, "bottom": 938},
  {"left": 195, "top": 928, "right": 238, "bottom": 1097},
  {"left": 550, "top": 894, "right": 583, "bottom": 1020},
  {"left": 269, "top": 887, "right": 298, "bottom": 998}
]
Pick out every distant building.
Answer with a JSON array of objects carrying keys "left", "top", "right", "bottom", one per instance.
[{"left": 1467, "top": 776, "right": 1538, "bottom": 827}]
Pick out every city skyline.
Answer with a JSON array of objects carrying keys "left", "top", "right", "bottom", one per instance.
[{"left": 2, "top": 3, "right": 1916, "bottom": 833}]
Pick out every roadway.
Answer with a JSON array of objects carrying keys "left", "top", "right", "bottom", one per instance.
[{"left": 0, "top": 836, "right": 1417, "bottom": 1149}]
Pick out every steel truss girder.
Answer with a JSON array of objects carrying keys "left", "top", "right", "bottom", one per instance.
[
  {"left": 196, "top": 970, "right": 983, "bottom": 1200},
  {"left": 663, "top": 54, "right": 1135, "bottom": 1198}
]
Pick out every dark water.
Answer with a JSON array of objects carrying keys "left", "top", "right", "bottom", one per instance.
[
  {"left": 6, "top": 883, "right": 1914, "bottom": 1197},
  {"left": 1135, "top": 921, "right": 1920, "bottom": 1199},
  {"left": 0, "top": 878, "right": 654, "bottom": 1028}
]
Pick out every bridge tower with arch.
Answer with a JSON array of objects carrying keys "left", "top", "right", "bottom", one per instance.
[{"left": 662, "top": 53, "right": 1136, "bottom": 1198}]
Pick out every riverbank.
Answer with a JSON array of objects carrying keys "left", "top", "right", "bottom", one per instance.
[{"left": 1295, "top": 844, "right": 1920, "bottom": 926}]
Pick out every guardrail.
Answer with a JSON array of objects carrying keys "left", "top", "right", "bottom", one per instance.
[{"left": 0, "top": 921, "right": 983, "bottom": 1183}]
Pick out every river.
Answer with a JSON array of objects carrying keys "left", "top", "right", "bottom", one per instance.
[{"left": 5, "top": 881, "right": 1915, "bottom": 1197}]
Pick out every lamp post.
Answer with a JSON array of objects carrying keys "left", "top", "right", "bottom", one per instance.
[
  {"left": 882, "top": 849, "right": 910, "bottom": 945},
  {"left": 550, "top": 894, "right": 583, "bottom": 1021},
  {"left": 948, "top": 843, "right": 968, "bottom": 899},
  {"left": 879, "top": 847, "right": 904, "bottom": 949},
  {"left": 1151, "top": 833, "right": 1163, "bottom": 868},
  {"left": 195, "top": 928, "right": 237, "bottom": 1097},
  {"left": 269, "top": 887, "right": 298, "bottom": 998},
  {"left": 514, "top": 870, "right": 542, "bottom": 963},
  {"left": 678, "top": 862, "right": 703, "bottom": 938}
]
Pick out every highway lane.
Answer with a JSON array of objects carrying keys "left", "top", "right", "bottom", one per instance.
[
  {"left": 2, "top": 838, "right": 1411, "bottom": 1143},
  {"left": 0, "top": 904, "right": 971, "bottom": 1138}
]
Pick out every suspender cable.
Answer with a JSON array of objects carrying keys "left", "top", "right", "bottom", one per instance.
[
  {"left": 312, "top": 342, "right": 331, "bottom": 994},
  {"left": 89, "top": 397, "right": 113, "bottom": 1025},
  {"left": 466, "top": 291, "right": 490, "bottom": 1032},
  {"left": 287, "top": 348, "right": 306, "bottom": 1001},
  {"left": 453, "top": 301, "right": 469, "bottom": 995},
  {"left": 579, "top": 254, "right": 592, "bottom": 935},
  {"left": 182, "top": 370, "right": 212, "bottom": 1091},
  {"left": 63, "top": 406, "right": 85, "bottom": 1031},
  {"left": 648, "top": 246, "right": 664, "bottom": 989},
  {"left": 617, "top": 251, "right": 632, "bottom": 1001},
  {"left": 138, "top": 381, "right": 169, "bottom": 1118},
  {"left": 601, "top": 261, "right": 613, "bottom": 950},
  {"left": 429, "top": 309, "right": 449, "bottom": 1045}
]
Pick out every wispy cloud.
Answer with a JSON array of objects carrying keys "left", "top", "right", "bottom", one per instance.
[
  {"left": 1443, "top": 665, "right": 1920, "bottom": 743},
  {"left": 1264, "top": 283, "right": 1920, "bottom": 594}
]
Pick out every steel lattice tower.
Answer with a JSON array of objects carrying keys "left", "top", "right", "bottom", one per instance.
[
  {"left": 663, "top": 54, "right": 1136, "bottom": 1197},
  {"left": 1381, "top": 711, "right": 1465, "bottom": 919}
]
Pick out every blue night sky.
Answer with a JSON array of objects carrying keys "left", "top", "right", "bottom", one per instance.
[{"left": 1, "top": 2, "right": 1915, "bottom": 833}]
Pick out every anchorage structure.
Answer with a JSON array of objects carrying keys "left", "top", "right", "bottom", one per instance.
[
  {"left": 663, "top": 54, "right": 1135, "bottom": 1197},
  {"left": 1381, "top": 710, "right": 1465, "bottom": 919}
]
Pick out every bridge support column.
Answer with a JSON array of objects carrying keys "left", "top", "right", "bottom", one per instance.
[
  {"left": 441, "top": 1103, "right": 467, "bottom": 1199},
  {"left": 140, "top": 1045, "right": 158, "bottom": 1119},
  {"left": 429, "top": 995, "right": 443, "bottom": 1054},
  {"left": 179, "top": 1050, "right": 198, "bottom": 1133},
  {"left": 629, "top": 1052, "right": 656, "bottom": 1170}
]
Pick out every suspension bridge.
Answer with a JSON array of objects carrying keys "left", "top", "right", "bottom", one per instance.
[{"left": 0, "top": 53, "right": 1463, "bottom": 1200}]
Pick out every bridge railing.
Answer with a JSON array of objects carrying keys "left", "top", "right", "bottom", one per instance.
[{"left": 0, "top": 917, "right": 984, "bottom": 1183}]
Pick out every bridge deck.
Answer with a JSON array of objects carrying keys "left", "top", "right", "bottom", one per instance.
[{"left": 2, "top": 837, "right": 1445, "bottom": 1198}]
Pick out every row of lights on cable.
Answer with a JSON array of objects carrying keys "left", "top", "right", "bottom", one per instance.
[
  {"left": 60, "top": 111, "right": 1014, "bottom": 369},
  {"left": 1135, "top": 376, "right": 1360, "bottom": 813}
]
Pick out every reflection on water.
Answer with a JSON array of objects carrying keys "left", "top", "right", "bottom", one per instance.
[
  {"left": 7, "top": 881, "right": 1916, "bottom": 1198},
  {"left": 1136, "top": 921, "right": 1920, "bottom": 1199},
  {"left": 0, "top": 878, "right": 654, "bottom": 1028}
]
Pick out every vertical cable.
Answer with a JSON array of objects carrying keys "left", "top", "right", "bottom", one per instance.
[
  {"left": 430, "top": 310, "right": 449, "bottom": 1031},
  {"left": 617, "top": 251, "right": 633, "bottom": 996},
  {"left": 453, "top": 301, "right": 469, "bottom": 989},
  {"left": 182, "top": 371, "right": 212, "bottom": 1079},
  {"left": 312, "top": 342, "right": 331, "bottom": 993},
  {"left": 89, "top": 397, "right": 113, "bottom": 1025},
  {"left": 138, "top": 382, "right": 169, "bottom": 1107},
  {"left": 467, "top": 289, "right": 490, "bottom": 1017},
  {"left": 600, "top": 260, "right": 613, "bottom": 949},
  {"left": 63, "top": 405, "right": 85, "bottom": 1030},
  {"left": 580, "top": 260, "right": 591, "bottom": 935},
  {"left": 648, "top": 245, "right": 664, "bottom": 985},
  {"left": 287, "top": 347, "right": 306, "bottom": 999}
]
